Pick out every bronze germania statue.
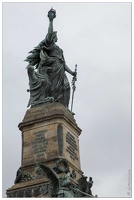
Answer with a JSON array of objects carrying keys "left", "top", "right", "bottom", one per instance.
[{"left": 25, "top": 8, "right": 76, "bottom": 108}]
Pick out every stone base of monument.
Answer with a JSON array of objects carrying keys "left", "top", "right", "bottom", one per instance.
[{"left": 6, "top": 102, "right": 87, "bottom": 198}]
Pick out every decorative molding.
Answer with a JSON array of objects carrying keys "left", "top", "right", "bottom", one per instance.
[
  {"left": 53, "top": 159, "right": 69, "bottom": 173},
  {"left": 57, "top": 124, "right": 63, "bottom": 156},
  {"left": 42, "top": 184, "right": 48, "bottom": 195},
  {"left": 21, "top": 173, "right": 35, "bottom": 182},
  {"left": 17, "top": 190, "right": 24, "bottom": 197},
  {"left": 8, "top": 184, "right": 48, "bottom": 197},
  {"left": 34, "top": 186, "right": 40, "bottom": 197},
  {"left": 71, "top": 170, "right": 76, "bottom": 179},
  {"left": 25, "top": 188, "right": 32, "bottom": 197}
]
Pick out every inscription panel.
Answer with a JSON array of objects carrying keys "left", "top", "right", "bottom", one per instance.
[
  {"left": 22, "top": 124, "right": 59, "bottom": 165},
  {"left": 32, "top": 130, "right": 49, "bottom": 158},
  {"left": 66, "top": 132, "right": 78, "bottom": 161}
]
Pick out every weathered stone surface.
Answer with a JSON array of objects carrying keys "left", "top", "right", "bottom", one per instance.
[
  {"left": 19, "top": 102, "right": 82, "bottom": 169},
  {"left": 7, "top": 102, "right": 83, "bottom": 197},
  {"left": 18, "top": 102, "right": 80, "bottom": 132}
]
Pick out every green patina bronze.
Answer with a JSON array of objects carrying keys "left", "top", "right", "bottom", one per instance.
[
  {"left": 35, "top": 161, "right": 97, "bottom": 198},
  {"left": 25, "top": 8, "right": 76, "bottom": 108}
]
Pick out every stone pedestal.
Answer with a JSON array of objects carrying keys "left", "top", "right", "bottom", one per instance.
[{"left": 6, "top": 102, "right": 83, "bottom": 197}]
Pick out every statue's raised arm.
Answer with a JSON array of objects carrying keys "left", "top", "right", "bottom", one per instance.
[{"left": 46, "top": 8, "right": 56, "bottom": 44}]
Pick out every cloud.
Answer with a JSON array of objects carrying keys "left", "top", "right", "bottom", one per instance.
[{"left": 2, "top": 2, "right": 131, "bottom": 197}]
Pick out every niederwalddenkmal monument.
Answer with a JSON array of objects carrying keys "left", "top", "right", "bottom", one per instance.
[{"left": 6, "top": 8, "right": 97, "bottom": 198}]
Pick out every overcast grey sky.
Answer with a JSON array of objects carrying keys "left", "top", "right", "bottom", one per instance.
[{"left": 2, "top": 1, "right": 131, "bottom": 198}]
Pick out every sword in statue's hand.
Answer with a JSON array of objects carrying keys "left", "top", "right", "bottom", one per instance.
[{"left": 71, "top": 64, "right": 77, "bottom": 113}]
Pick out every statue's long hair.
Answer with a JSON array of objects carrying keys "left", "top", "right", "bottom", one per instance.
[
  {"left": 24, "top": 32, "right": 57, "bottom": 68},
  {"left": 24, "top": 39, "right": 45, "bottom": 68}
]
